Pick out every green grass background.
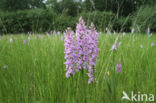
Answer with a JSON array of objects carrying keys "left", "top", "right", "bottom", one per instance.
[{"left": 0, "top": 33, "right": 156, "bottom": 103}]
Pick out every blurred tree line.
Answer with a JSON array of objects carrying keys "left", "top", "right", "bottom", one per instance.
[
  {"left": 0, "top": 0, "right": 46, "bottom": 11},
  {"left": 1, "top": 0, "right": 154, "bottom": 16},
  {"left": 0, "top": 0, "right": 155, "bottom": 33}
]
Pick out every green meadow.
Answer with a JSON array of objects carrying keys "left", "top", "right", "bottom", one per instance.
[{"left": 0, "top": 33, "right": 156, "bottom": 103}]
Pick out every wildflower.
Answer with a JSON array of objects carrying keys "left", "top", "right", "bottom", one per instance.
[
  {"left": 28, "top": 36, "right": 31, "bottom": 41},
  {"left": 50, "top": 30, "right": 53, "bottom": 34},
  {"left": 64, "top": 17, "right": 99, "bottom": 84},
  {"left": 106, "top": 27, "right": 111, "bottom": 34},
  {"left": 3, "top": 65, "right": 8, "bottom": 69},
  {"left": 122, "top": 32, "right": 126, "bottom": 36},
  {"left": 112, "top": 43, "right": 117, "bottom": 50},
  {"left": 112, "top": 35, "right": 120, "bottom": 51},
  {"left": 113, "top": 31, "right": 116, "bottom": 35},
  {"left": 151, "top": 42, "right": 155, "bottom": 47},
  {"left": 87, "top": 23, "right": 98, "bottom": 84},
  {"left": 88, "top": 75, "right": 94, "bottom": 84},
  {"left": 76, "top": 16, "right": 88, "bottom": 70},
  {"left": 58, "top": 31, "right": 60, "bottom": 35},
  {"left": 24, "top": 40, "right": 26, "bottom": 44},
  {"left": 64, "top": 28, "right": 77, "bottom": 78},
  {"left": 140, "top": 44, "right": 143, "bottom": 48},
  {"left": 61, "top": 36, "right": 63, "bottom": 40},
  {"left": 116, "top": 60, "right": 122, "bottom": 73},
  {"left": 131, "top": 28, "right": 134, "bottom": 33},
  {"left": 147, "top": 27, "right": 152, "bottom": 37},
  {"left": 10, "top": 38, "right": 13, "bottom": 43},
  {"left": 147, "top": 27, "right": 150, "bottom": 35}
]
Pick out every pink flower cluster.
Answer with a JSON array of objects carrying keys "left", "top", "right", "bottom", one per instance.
[
  {"left": 64, "top": 28, "right": 76, "bottom": 78},
  {"left": 64, "top": 17, "right": 98, "bottom": 84}
]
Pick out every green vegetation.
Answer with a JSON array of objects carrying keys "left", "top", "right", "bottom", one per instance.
[
  {"left": 0, "top": 0, "right": 155, "bottom": 34},
  {"left": 0, "top": 34, "right": 155, "bottom": 102},
  {"left": 0, "top": 0, "right": 155, "bottom": 102},
  {"left": 132, "top": 5, "right": 156, "bottom": 33}
]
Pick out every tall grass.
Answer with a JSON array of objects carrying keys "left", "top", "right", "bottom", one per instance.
[
  {"left": 132, "top": 5, "right": 156, "bottom": 33},
  {"left": 0, "top": 33, "right": 156, "bottom": 103}
]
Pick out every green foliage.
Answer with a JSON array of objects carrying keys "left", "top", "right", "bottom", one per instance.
[
  {"left": 0, "top": 34, "right": 156, "bottom": 102},
  {"left": 82, "top": 0, "right": 94, "bottom": 11},
  {"left": 132, "top": 5, "right": 156, "bottom": 33},
  {"left": 0, "top": 9, "right": 116, "bottom": 34},
  {"left": 0, "top": 9, "right": 57, "bottom": 33},
  {"left": 27, "top": 9, "right": 57, "bottom": 32},
  {"left": 82, "top": 0, "right": 155, "bottom": 16},
  {"left": 0, "top": 4, "right": 155, "bottom": 34},
  {"left": 54, "top": 14, "right": 76, "bottom": 31},
  {"left": 47, "top": 0, "right": 81, "bottom": 16},
  {"left": 113, "top": 16, "right": 132, "bottom": 32},
  {"left": 0, "top": 0, "right": 45, "bottom": 11},
  {"left": 80, "top": 11, "right": 115, "bottom": 31},
  {"left": 136, "top": 0, "right": 156, "bottom": 6},
  {"left": 83, "top": 0, "right": 136, "bottom": 16}
]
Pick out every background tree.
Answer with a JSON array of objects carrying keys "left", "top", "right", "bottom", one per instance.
[
  {"left": 47, "top": 0, "right": 81, "bottom": 16},
  {"left": 0, "top": 0, "right": 45, "bottom": 11}
]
